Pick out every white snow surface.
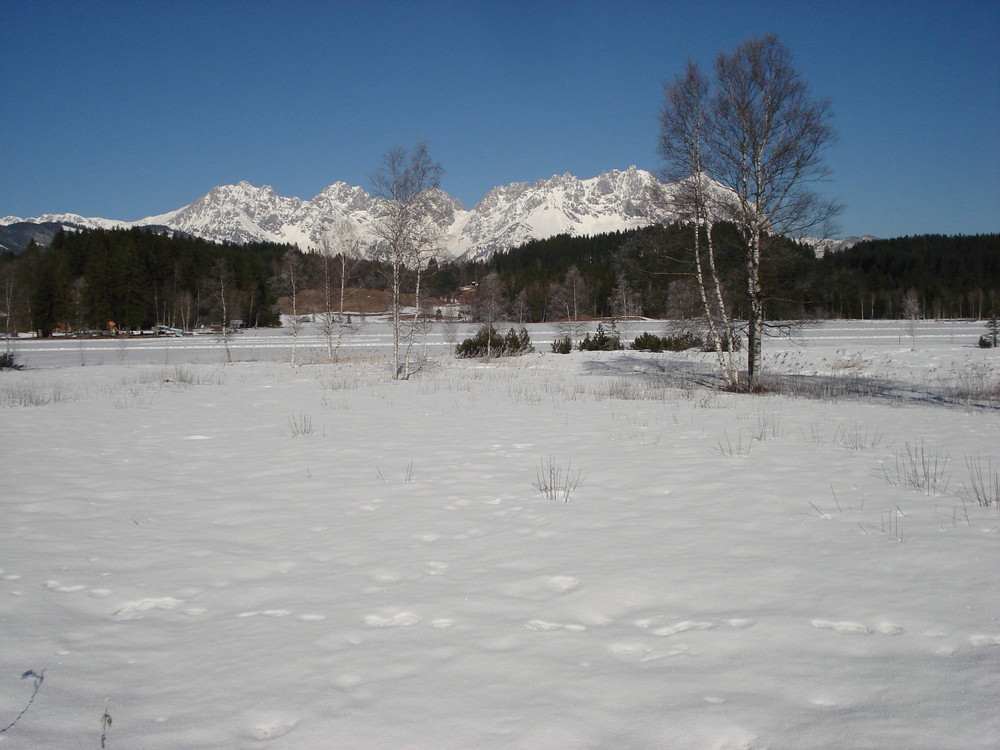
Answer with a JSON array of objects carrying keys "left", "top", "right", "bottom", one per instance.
[{"left": 1, "top": 320, "right": 998, "bottom": 748}]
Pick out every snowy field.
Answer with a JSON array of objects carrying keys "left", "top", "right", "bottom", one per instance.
[{"left": 1, "top": 320, "right": 998, "bottom": 749}]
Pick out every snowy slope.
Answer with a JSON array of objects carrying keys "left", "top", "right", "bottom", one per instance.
[{"left": 450, "top": 166, "right": 680, "bottom": 261}]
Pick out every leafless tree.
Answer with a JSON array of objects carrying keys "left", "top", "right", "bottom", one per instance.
[
  {"left": 211, "top": 259, "right": 233, "bottom": 364},
  {"left": 709, "top": 35, "right": 841, "bottom": 389},
  {"left": 903, "top": 288, "right": 921, "bottom": 349},
  {"left": 473, "top": 271, "right": 508, "bottom": 359},
  {"left": 658, "top": 60, "right": 739, "bottom": 387},
  {"left": 279, "top": 249, "right": 303, "bottom": 364},
  {"left": 511, "top": 289, "right": 531, "bottom": 325},
  {"left": 548, "top": 265, "right": 590, "bottom": 337},
  {"left": 317, "top": 218, "right": 364, "bottom": 362},
  {"left": 371, "top": 141, "right": 444, "bottom": 379}
]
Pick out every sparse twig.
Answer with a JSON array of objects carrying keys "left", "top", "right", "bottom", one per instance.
[
  {"left": 532, "top": 457, "right": 584, "bottom": 502},
  {"left": 100, "top": 705, "right": 113, "bottom": 748},
  {"left": 286, "top": 412, "right": 313, "bottom": 437},
  {"left": 0, "top": 669, "right": 45, "bottom": 735},
  {"left": 715, "top": 429, "right": 752, "bottom": 457},
  {"left": 881, "top": 440, "right": 950, "bottom": 495},
  {"left": 963, "top": 454, "right": 1000, "bottom": 509}
]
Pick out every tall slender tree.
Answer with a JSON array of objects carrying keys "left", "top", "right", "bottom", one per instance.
[
  {"left": 317, "top": 218, "right": 364, "bottom": 362},
  {"left": 370, "top": 141, "right": 444, "bottom": 379},
  {"left": 708, "top": 35, "right": 841, "bottom": 389},
  {"left": 658, "top": 60, "right": 739, "bottom": 387}
]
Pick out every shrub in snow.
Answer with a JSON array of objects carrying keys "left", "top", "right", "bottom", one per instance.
[
  {"left": 550, "top": 334, "right": 573, "bottom": 354},
  {"left": 455, "top": 325, "right": 534, "bottom": 358},
  {"left": 630, "top": 331, "right": 702, "bottom": 352},
  {"left": 578, "top": 324, "right": 623, "bottom": 351},
  {"left": 980, "top": 313, "right": 999, "bottom": 348},
  {"left": 0, "top": 351, "right": 21, "bottom": 370}
]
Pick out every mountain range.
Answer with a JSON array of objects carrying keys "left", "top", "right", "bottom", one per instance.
[
  {"left": 2, "top": 168, "right": 867, "bottom": 259},
  {"left": 1, "top": 168, "right": 688, "bottom": 260}
]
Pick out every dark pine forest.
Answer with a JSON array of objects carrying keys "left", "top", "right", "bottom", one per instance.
[{"left": 0, "top": 226, "right": 996, "bottom": 336}]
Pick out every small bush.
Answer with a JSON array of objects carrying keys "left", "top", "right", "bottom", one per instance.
[
  {"left": 551, "top": 334, "right": 573, "bottom": 354},
  {"left": 630, "top": 331, "right": 702, "bottom": 352},
  {"left": 0, "top": 351, "right": 21, "bottom": 370},
  {"left": 981, "top": 314, "right": 999, "bottom": 348},
  {"left": 503, "top": 326, "right": 534, "bottom": 355},
  {"left": 456, "top": 325, "right": 534, "bottom": 358},
  {"left": 579, "top": 324, "right": 623, "bottom": 351}
]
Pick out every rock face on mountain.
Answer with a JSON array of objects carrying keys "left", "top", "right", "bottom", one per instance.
[{"left": 2, "top": 167, "right": 688, "bottom": 260}]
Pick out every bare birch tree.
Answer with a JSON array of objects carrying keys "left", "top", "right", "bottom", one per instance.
[
  {"left": 279, "top": 249, "right": 302, "bottom": 365},
  {"left": 708, "top": 35, "right": 841, "bottom": 389},
  {"left": 474, "top": 271, "right": 508, "bottom": 359},
  {"left": 658, "top": 35, "right": 841, "bottom": 390},
  {"left": 317, "top": 218, "right": 363, "bottom": 362},
  {"left": 370, "top": 142, "right": 444, "bottom": 379},
  {"left": 658, "top": 60, "right": 739, "bottom": 388},
  {"left": 211, "top": 259, "right": 233, "bottom": 364}
]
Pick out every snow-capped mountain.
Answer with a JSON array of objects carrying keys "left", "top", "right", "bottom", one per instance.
[
  {"left": 802, "top": 236, "right": 876, "bottom": 256},
  {"left": 1, "top": 167, "right": 687, "bottom": 260}
]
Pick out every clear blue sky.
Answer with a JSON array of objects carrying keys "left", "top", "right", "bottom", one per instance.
[{"left": 2, "top": 0, "right": 997, "bottom": 238}]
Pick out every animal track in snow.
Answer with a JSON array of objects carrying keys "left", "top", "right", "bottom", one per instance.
[
  {"left": 634, "top": 616, "right": 754, "bottom": 632},
  {"left": 810, "top": 619, "right": 871, "bottom": 635},
  {"left": 250, "top": 715, "right": 297, "bottom": 740},
  {"left": 651, "top": 620, "right": 717, "bottom": 637},
  {"left": 44, "top": 580, "right": 86, "bottom": 593},
  {"left": 608, "top": 641, "right": 689, "bottom": 663},
  {"left": 364, "top": 609, "right": 420, "bottom": 627},
  {"left": 238, "top": 609, "right": 292, "bottom": 618},
  {"left": 544, "top": 576, "right": 581, "bottom": 593},
  {"left": 525, "top": 619, "right": 587, "bottom": 632},
  {"left": 113, "top": 597, "right": 184, "bottom": 620},
  {"left": 969, "top": 634, "right": 1000, "bottom": 646},
  {"left": 876, "top": 622, "right": 904, "bottom": 635}
]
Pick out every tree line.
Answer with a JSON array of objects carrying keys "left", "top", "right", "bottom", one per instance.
[
  {"left": 455, "top": 227, "right": 998, "bottom": 324},
  {"left": 0, "top": 228, "right": 290, "bottom": 337},
  {"left": 2, "top": 223, "right": 994, "bottom": 339}
]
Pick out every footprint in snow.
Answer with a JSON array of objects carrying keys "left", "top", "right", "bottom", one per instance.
[
  {"left": 44, "top": 580, "right": 87, "bottom": 593},
  {"left": 113, "top": 597, "right": 184, "bottom": 620},
  {"left": 250, "top": 715, "right": 297, "bottom": 740},
  {"left": 525, "top": 619, "right": 587, "bottom": 632},
  {"left": 810, "top": 619, "right": 871, "bottom": 635},
  {"left": 608, "top": 641, "right": 689, "bottom": 663},
  {"left": 970, "top": 634, "right": 1000, "bottom": 647},
  {"left": 238, "top": 609, "right": 292, "bottom": 618},
  {"left": 651, "top": 620, "right": 716, "bottom": 637},
  {"left": 545, "top": 576, "right": 581, "bottom": 593},
  {"left": 364, "top": 609, "right": 420, "bottom": 627}
]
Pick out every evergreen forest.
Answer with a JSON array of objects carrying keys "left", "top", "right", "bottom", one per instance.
[{"left": 0, "top": 226, "right": 996, "bottom": 337}]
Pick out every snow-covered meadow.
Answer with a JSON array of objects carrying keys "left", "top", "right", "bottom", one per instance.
[{"left": 1, "top": 320, "right": 998, "bottom": 749}]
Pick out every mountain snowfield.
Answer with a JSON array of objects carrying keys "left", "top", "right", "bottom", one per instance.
[
  {"left": 1, "top": 320, "right": 998, "bottom": 748},
  {"left": 1, "top": 167, "right": 682, "bottom": 261}
]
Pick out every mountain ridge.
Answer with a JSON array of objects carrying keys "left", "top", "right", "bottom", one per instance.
[{"left": 2, "top": 168, "right": 862, "bottom": 258}]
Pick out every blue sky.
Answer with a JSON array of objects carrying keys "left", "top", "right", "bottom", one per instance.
[{"left": 2, "top": 0, "right": 997, "bottom": 238}]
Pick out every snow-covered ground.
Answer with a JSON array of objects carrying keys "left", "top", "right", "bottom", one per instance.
[{"left": 1, "top": 321, "right": 997, "bottom": 749}]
